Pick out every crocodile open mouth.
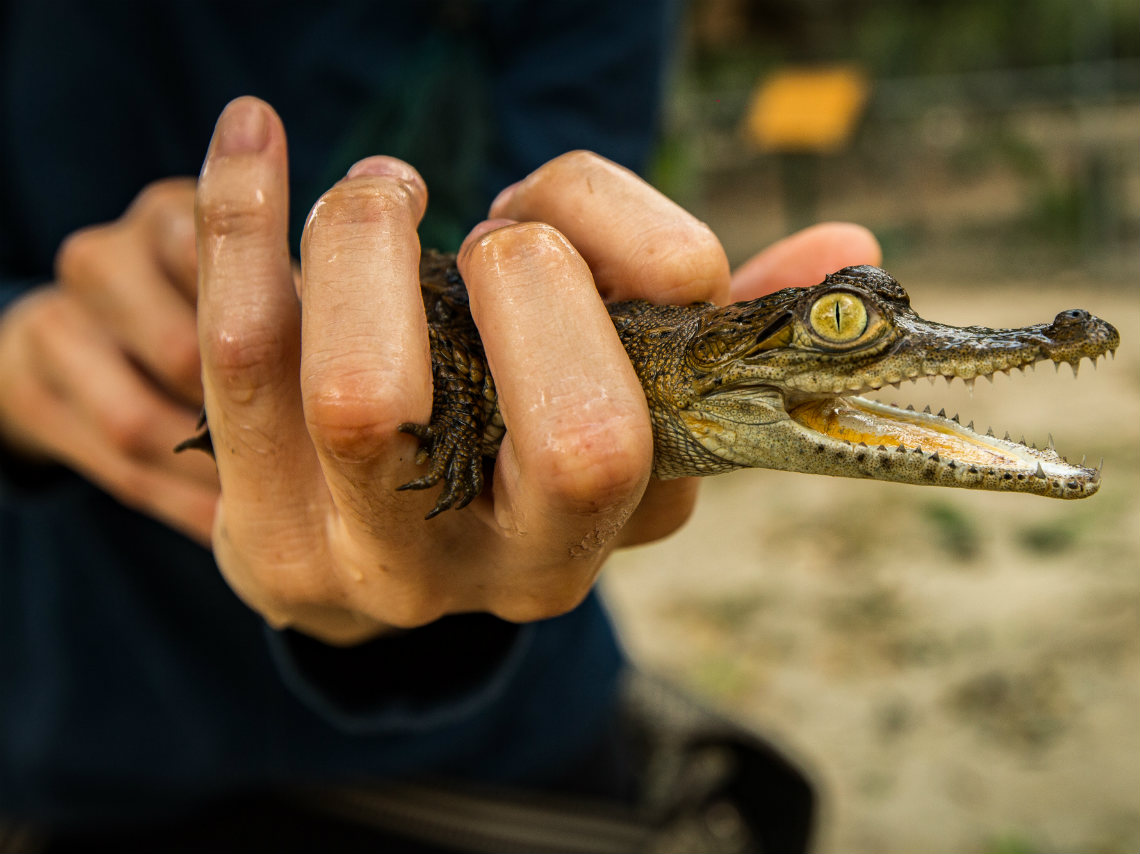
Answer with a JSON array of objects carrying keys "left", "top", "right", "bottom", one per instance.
[
  {"left": 780, "top": 366, "right": 1104, "bottom": 499},
  {"left": 790, "top": 395, "right": 1089, "bottom": 476}
]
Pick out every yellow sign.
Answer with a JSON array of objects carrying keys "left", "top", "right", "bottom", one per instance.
[{"left": 745, "top": 66, "right": 870, "bottom": 153}]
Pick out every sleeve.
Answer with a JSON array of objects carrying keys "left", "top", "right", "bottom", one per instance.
[
  {"left": 263, "top": 614, "right": 532, "bottom": 732},
  {"left": 482, "top": 0, "right": 682, "bottom": 192},
  {"left": 0, "top": 277, "right": 37, "bottom": 315}
]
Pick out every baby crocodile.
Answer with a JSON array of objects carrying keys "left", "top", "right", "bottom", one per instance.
[{"left": 180, "top": 250, "right": 1119, "bottom": 518}]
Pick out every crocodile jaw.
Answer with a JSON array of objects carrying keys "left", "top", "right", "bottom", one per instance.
[
  {"left": 678, "top": 386, "right": 1101, "bottom": 498},
  {"left": 785, "top": 394, "right": 1101, "bottom": 498}
]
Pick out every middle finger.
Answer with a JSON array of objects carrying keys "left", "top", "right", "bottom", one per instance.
[{"left": 299, "top": 157, "right": 435, "bottom": 539}]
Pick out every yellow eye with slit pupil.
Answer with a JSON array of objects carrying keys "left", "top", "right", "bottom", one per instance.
[{"left": 809, "top": 292, "right": 868, "bottom": 342}]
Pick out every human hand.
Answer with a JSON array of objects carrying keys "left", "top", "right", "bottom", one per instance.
[
  {"left": 194, "top": 98, "right": 734, "bottom": 644},
  {"left": 729, "top": 221, "right": 882, "bottom": 300},
  {"left": 0, "top": 179, "right": 219, "bottom": 544},
  {"left": 195, "top": 96, "right": 881, "bottom": 644}
]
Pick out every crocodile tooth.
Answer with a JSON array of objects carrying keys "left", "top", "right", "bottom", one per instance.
[
  {"left": 877, "top": 445, "right": 887, "bottom": 451},
  {"left": 1098, "top": 457, "right": 1104, "bottom": 472},
  {"left": 890, "top": 381, "right": 901, "bottom": 390},
  {"left": 967, "top": 420, "right": 974, "bottom": 431},
  {"left": 1003, "top": 431, "right": 1011, "bottom": 441},
  {"left": 896, "top": 444, "right": 906, "bottom": 452},
  {"left": 858, "top": 441, "right": 868, "bottom": 447},
  {"left": 937, "top": 407, "right": 947, "bottom": 418},
  {"left": 923, "top": 405, "right": 932, "bottom": 414},
  {"left": 1047, "top": 433, "right": 1055, "bottom": 451},
  {"left": 930, "top": 451, "right": 941, "bottom": 462},
  {"left": 1070, "top": 360, "right": 1080, "bottom": 377},
  {"left": 984, "top": 373, "right": 995, "bottom": 384},
  {"left": 986, "top": 426, "right": 995, "bottom": 437},
  {"left": 951, "top": 412, "right": 960, "bottom": 423},
  {"left": 1019, "top": 435, "right": 1026, "bottom": 446},
  {"left": 906, "top": 404, "right": 915, "bottom": 412},
  {"left": 1054, "top": 362, "right": 1061, "bottom": 373},
  {"left": 1035, "top": 462, "right": 1046, "bottom": 478},
  {"left": 964, "top": 378, "right": 975, "bottom": 394}
]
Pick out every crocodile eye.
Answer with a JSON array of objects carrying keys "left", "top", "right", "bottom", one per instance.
[{"left": 809, "top": 292, "right": 868, "bottom": 343}]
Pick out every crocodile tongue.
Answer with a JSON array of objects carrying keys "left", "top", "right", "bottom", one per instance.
[{"left": 789, "top": 396, "right": 1080, "bottom": 476}]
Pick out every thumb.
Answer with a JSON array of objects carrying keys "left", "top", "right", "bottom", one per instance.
[{"left": 730, "top": 222, "right": 881, "bottom": 301}]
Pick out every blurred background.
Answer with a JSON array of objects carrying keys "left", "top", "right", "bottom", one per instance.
[{"left": 603, "top": 1, "right": 1139, "bottom": 852}]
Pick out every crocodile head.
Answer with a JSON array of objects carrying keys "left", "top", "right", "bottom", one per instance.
[{"left": 639, "top": 266, "right": 1119, "bottom": 498}]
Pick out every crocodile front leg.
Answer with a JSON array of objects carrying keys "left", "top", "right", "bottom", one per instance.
[{"left": 396, "top": 327, "right": 500, "bottom": 518}]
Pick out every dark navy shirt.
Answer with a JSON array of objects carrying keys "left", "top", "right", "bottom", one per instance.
[{"left": 0, "top": 0, "right": 675, "bottom": 826}]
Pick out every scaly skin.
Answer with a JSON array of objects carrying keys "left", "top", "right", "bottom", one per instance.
[{"left": 179, "top": 251, "right": 1121, "bottom": 518}]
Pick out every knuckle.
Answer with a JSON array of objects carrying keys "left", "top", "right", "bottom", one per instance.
[
  {"left": 197, "top": 185, "right": 276, "bottom": 242},
  {"left": 54, "top": 226, "right": 110, "bottom": 285},
  {"left": 378, "top": 590, "right": 447, "bottom": 630},
  {"left": 257, "top": 570, "right": 330, "bottom": 613},
  {"left": 21, "top": 287, "right": 71, "bottom": 332},
  {"left": 534, "top": 421, "right": 649, "bottom": 513},
  {"left": 133, "top": 177, "right": 195, "bottom": 215},
  {"left": 520, "top": 150, "right": 616, "bottom": 203},
  {"left": 538, "top": 149, "right": 606, "bottom": 179},
  {"left": 631, "top": 223, "right": 730, "bottom": 303},
  {"left": 99, "top": 402, "right": 158, "bottom": 457},
  {"left": 493, "top": 584, "right": 592, "bottom": 624},
  {"left": 202, "top": 324, "right": 283, "bottom": 394},
  {"left": 303, "top": 368, "right": 408, "bottom": 461}
]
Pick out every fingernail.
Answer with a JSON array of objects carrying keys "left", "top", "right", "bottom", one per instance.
[
  {"left": 458, "top": 218, "right": 516, "bottom": 262},
  {"left": 214, "top": 99, "right": 269, "bottom": 156},
  {"left": 489, "top": 181, "right": 521, "bottom": 216},
  {"left": 347, "top": 156, "right": 420, "bottom": 182}
]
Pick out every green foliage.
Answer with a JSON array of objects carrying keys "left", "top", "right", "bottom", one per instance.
[
  {"left": 983, "top": 831, "right": 1042, "bottom": 854},
  {"left": 689, "top": 0, "right": 1138, "bottom": 77},
  {"left": 921, "top": 500, "right": 981, "bottom": 561}
]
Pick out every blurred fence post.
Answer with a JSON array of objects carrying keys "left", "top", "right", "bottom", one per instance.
[{"left": 744, "top": 66, "right": 869, "bottom": 231}]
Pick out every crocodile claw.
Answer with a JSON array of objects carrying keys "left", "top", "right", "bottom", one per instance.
[{"left": 397, "top": 421, "right": 484, "bottom": 518}]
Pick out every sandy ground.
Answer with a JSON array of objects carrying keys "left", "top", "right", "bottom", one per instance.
[{"left": 602, "top": 279, "right": 1139, "bottom": 854}]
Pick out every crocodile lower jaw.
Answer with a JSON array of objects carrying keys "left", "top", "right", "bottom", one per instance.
[{"left": 787, "top": 394, "right": 1100, "bottom": 498}]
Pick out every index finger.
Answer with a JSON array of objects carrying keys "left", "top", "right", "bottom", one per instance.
[
  {"left": 490, "top": 151, "right": 731, "bottom": 306},
  {"left": 196, "top": 98, "right": 322, "bottom": 544}
]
